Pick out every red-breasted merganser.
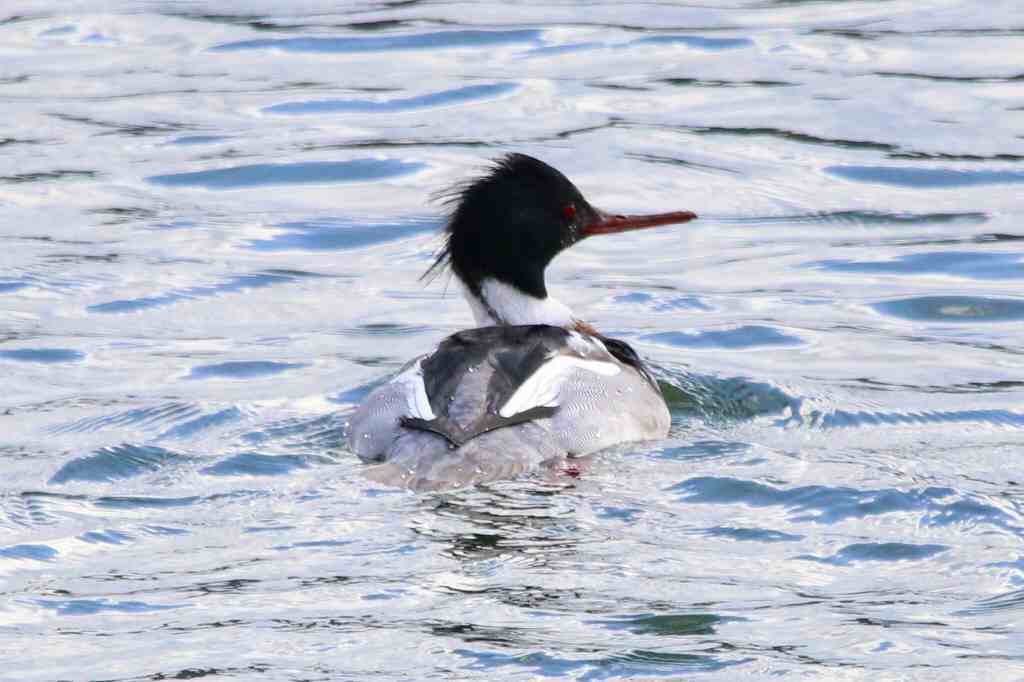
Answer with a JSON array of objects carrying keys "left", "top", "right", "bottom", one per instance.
[{"left": 348, "top": 153, "right": 697, "bottom": 489}]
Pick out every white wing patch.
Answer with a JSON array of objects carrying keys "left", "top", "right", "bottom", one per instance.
[
  {"left": 567, "top": 330, "right": 611, "bottom": 356},
  {"left": 393, "top": 359, "right": 435, "bottom": 420},
  {"left": 499, "top": 355, "right": 620, "bottom": 418}
]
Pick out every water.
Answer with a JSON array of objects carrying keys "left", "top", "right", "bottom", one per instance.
[{"left": 2, "top": 1, "right": 1023, "bottom": 678}]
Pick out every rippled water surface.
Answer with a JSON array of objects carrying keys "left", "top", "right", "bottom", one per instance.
[{"left": 3, "top": 1, "right": 1024, "bottom": 679}]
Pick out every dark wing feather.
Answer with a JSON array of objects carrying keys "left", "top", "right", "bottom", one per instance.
[
  {"left": 596, "top": 334, "right": 660, "bottom": 390},
  {"left": 408, "top": 325, "right": 574, "bottom": 444}
]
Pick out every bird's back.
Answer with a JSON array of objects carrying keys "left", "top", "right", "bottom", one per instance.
[{"left": 347, "top": 325, "right": 670, "bottom": 489}]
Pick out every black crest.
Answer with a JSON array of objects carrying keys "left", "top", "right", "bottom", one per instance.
[{"left": 424, "top": 153, "right": 601, "bottom": 299}]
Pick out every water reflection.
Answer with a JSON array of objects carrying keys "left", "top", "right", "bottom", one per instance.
[
  {"left": 673, "top": 476, "right": 1022, "bottom": 534},
  {"left": 644, "top": 326, "right": 803, "bottom": 350},
  {"left": 210, "top": 29, "right": 542, "bottom": 53},
  {"left": 88, "top": 270, "right": 329, "bottom": 313},
  {"left": 812, "top": 251, "right": 1024, "bottom": 280},
  {"left": 798, "top": 542, "right": 949, "bottom": 566},
  {"left": 874, "top": 296, "right": 1024, "bottom": 322},
  {"left": 410, "top": 481, "right": 583, "bottom": 564},
  {"left": 147, "top": 159, "right": 427, "bottom": 189},
  {"left": 187, "top": 360, "right": 308, "bottom": 380},
  {"left": 247, "top": 218, "right": 435, "bottom": 251},
  {"left": 264, "top": 83, "right": 518, "bottom": 115},
  {"left": 0, "top": 348, "right": 85, "bottom": 363},
  {"left": 827, "top": 165, "right": 1024, "bottom": 188}
]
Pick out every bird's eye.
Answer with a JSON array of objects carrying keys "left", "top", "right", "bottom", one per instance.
[{"left": 562, "top": 204, "right": 577, "bottom": 221}]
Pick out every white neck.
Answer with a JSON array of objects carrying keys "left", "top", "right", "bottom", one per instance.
[{"left": 465, "top": 278, "right": 574, "bottom": 328}]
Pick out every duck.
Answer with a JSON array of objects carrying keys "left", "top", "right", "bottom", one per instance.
[{"left": 347, "top": 153, "right": 697, "bottom": 489}]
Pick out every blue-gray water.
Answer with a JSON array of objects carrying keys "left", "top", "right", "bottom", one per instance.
[{"left": 2, "top": 2, "right": 1024, "bottom": 679}]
